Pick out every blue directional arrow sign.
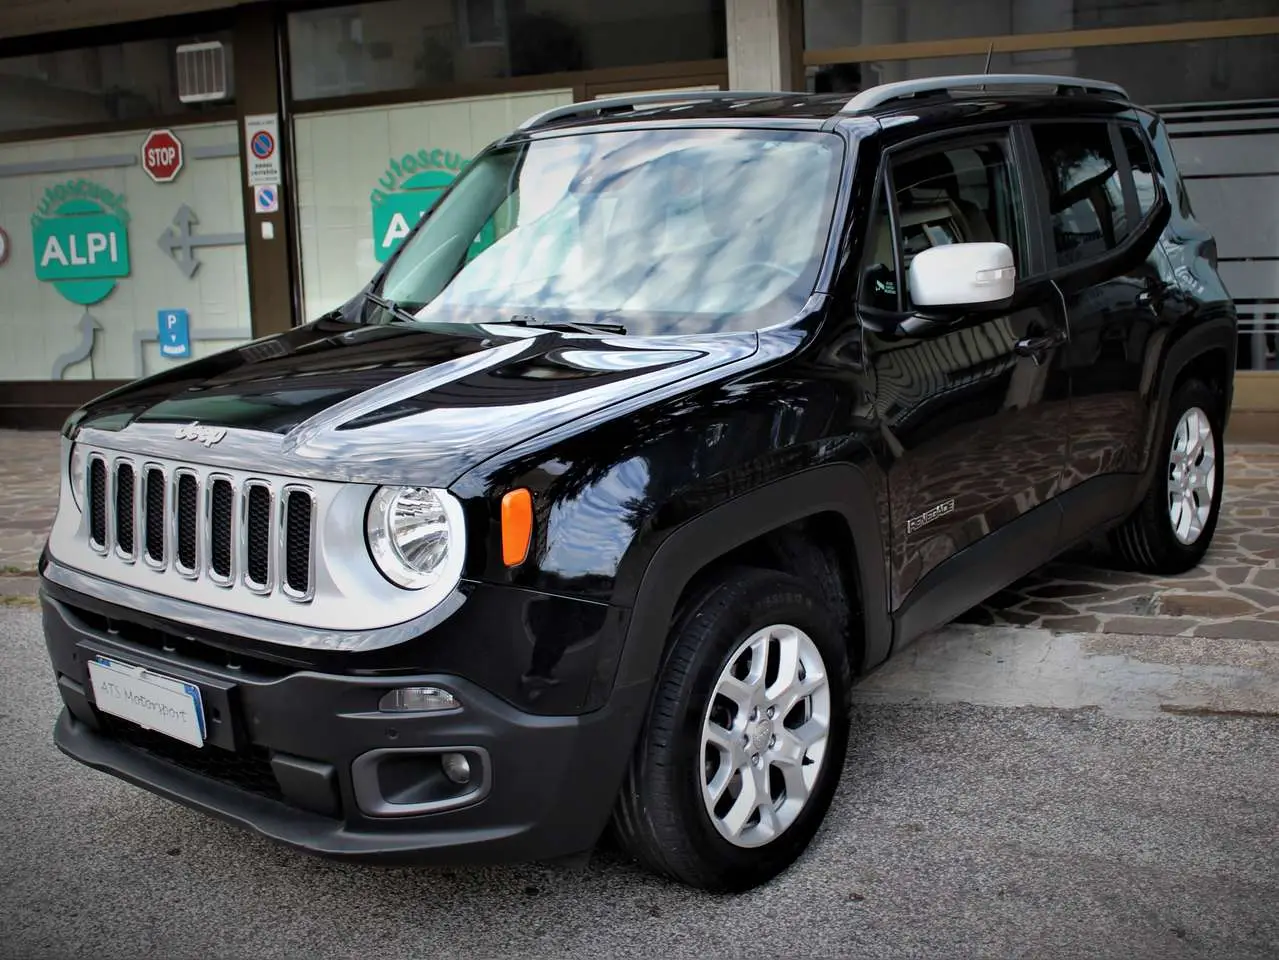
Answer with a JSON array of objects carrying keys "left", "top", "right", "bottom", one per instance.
[{"left": 158, "top": 309, "right": 191, "bottom": 358}]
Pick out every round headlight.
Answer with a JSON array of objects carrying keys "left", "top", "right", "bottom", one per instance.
[
  {"left": 68, "top": 444, "right": 87, "bottom": 510},
  {"left": 366, "top": 486, "right": 454, "bottom": 589}
]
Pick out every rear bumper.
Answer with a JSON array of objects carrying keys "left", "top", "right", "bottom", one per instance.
[{"left": 43, "top": 592, "right": 648, "bottom": 865}]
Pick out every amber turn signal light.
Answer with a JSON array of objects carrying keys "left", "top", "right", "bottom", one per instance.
[{"left": 501, "top": 488, "right": 533, "bottom": 566}]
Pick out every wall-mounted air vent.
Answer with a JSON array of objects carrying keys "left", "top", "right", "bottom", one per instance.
[{"left": 176, "top": 41, "right": 232, "bottom": 103}]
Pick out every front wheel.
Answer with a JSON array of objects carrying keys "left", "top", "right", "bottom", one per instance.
[
  {"left": 1111, "top": 378, "right": 1225, "bottom": 574},
  {"left": 611, "top": 566, "right": 851, "bottom": 891}
]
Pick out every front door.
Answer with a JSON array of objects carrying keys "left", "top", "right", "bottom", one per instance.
[{"left": 859, "top": 129, "right": 1072, "bottom": 627}]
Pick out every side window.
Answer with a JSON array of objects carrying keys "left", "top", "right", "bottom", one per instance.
[
  {"left": 860, "top": 137, "right": 1023, "bottom": 311},
  {"left": 1032, "top": 122, "right": 1128, "bottom": 267},
  {"left": 1120, "top": 125, "right": 1157, "bottom": 220},
  {"left": 859, "top": 184, "right": 898, "bottom": 311}
]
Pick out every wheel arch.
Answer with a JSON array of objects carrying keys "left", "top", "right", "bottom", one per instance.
[
  {"left": 606, "top": 463, "right": 893, "bottom": 701},
  {"left": 1135, "top": 311, "right": 1236, "bottom": 499}
]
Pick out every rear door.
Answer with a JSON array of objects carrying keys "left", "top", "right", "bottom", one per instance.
[
  {"left": 1025, "top": 116, "right": 1172, "bottom": 539},
  {"left": 858, "top": 126, "right": 1071, "bottom": 628}
]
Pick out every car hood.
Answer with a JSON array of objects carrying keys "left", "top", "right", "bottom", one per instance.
[{"left": 69, "top": 316, "right": 760, "bottom": 487}]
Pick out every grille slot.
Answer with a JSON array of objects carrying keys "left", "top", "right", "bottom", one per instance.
[
  {"left": 114, "top": 462, "right": 136, "bottom": 558},
  {"left": 144, "top": 468, "right": 166, "bottom": 564},
  {"left": 175, "top": 472, "right": 200, "bottom": 574},
  {"left": 283, "top": 489, "right": 313, "bottom": 597},
  {"left": 245, "top": 484, "right": 273, "bottom": 589},
  {"left": 209, "top": 478, "right": 235, "bottom": 582},
  {"left": 88, "top": 456, "right": 107, "bottom": 550}
]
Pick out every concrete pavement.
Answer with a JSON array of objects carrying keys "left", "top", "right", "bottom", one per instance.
[{"left": 1, "top": 607, "right": 1276, "bottom": 960}]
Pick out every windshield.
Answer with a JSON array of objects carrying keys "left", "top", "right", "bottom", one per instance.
[{"left": 377, "top": 127, "right": 842, "bottom": 335}]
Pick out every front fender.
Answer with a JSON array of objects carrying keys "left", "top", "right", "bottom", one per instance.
[
  {"left": 604, "top": 462, "right": 893, "bottom": 706},
  {"left": 449, "top": 324, "right": 889, "bottom": 712}
]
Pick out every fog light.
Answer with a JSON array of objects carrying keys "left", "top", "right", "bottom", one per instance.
[
  {"left": 378, "top": 686, "right": 459, "bottom": 713},
  {"left": 441, "top": 752, "right": 471, "bottom": 784}
]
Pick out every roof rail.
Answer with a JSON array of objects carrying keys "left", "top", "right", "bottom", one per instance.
[
  {"left": 517, "top": 90, "right": 792, "bottom": 131},
  {"left": 840, "top": 73, "right": 1129, "bottom": 115}
]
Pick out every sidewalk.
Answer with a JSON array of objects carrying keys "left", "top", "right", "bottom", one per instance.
[
  {"left": 0, "top": 431, "right": 60, "bottom": 574},
  {"left": 960, "top": 445, "right": 1279, "bottom": 641},
  {"left": 1, "top": 430, "right": 1275, "bottom": 640}
]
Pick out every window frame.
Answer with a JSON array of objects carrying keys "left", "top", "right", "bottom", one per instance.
[{"left": 856, "top": 122, "right": 1038, "bottom": 315}]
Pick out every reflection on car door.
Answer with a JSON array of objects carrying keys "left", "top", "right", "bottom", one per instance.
[
  {"left": 858, "top": 130, "right": 1071, "bottom": 634},
  {"left": 1027, "top": 117, "right": 1172, "bottom": 537}
]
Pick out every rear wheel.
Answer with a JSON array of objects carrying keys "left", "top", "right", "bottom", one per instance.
[
  {"left": 611, "top": 566, "right": 851, "bottom": 891},
  {"left": 1111, "top": 378, "right": 1225, "bottom": 574}
]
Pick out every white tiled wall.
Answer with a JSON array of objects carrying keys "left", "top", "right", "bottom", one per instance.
[
  {"left": 0, "top": 121, "right": 250, "bottom": 381},
  {"left": 292, "top": 88, "right": 573, "bottom": 320}
]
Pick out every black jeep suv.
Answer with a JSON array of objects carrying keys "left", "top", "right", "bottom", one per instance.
[{"left": 39, "top": 75, "right": 1235, "bottom": 891}]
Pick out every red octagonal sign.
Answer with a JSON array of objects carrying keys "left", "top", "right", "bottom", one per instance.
[{"left": 141, "top": 128, "right": 184, "bottom": 183}]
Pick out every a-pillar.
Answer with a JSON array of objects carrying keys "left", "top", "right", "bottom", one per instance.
[{"left": 725, "top": 0, "right": 805, "bottom": 92}]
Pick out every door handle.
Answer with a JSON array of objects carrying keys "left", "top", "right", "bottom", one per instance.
[{"left": 1014, "top": 329, "right": 1067, "bottom": 364}]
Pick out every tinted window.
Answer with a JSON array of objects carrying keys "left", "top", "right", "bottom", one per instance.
[
  {"left": 0, "top": 33, "right": 235, "bottom": 134},
  {"left": 861, "top": 138, "right": 1023, "bottom": 308},
  {"left": 860, "top": 185, "right": 898, "bottom": 310},
  {"left": 1120, "top": 125, "right": 1157, "bottom": 219},
  {"left": 288, "top": 0, "right": 726, "bottom": 100},
  {"left": 1033, "top": 122, "right": 1128, "bottom": 267}
]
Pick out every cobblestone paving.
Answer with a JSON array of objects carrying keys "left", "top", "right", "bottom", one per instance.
[
  {"left": 0, "top": 431, "right": 1275, "bottom": 640},
  {"left": 959, "top": 445, "right": 1279, "bottom": 641},
  {"left": 0, "top": 431, "right": 60, "bottom": 572}
]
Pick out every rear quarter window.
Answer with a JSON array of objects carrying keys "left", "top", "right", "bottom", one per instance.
[
  {"left": 1119, "top": 125, "right": 1158, "bottom": 221},
  {"left": 1031, "top": 121, "right": 1128, "bottom": 267}
]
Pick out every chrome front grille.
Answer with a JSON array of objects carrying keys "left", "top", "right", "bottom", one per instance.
[{"left": 84, "top": 453, "right": 316, "bottom": 602}]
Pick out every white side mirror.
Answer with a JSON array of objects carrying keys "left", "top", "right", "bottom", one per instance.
[{"left": 907, "top": 241, "right": 1016, "bottom": 308}]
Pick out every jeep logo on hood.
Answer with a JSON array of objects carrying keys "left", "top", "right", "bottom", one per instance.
[{"left": 174, "top": 422, "right": 227, "bottom": 447}]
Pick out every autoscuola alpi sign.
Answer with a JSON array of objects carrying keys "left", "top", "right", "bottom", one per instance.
[{"left": 31, "top": 179, "right": 131, "bottom": 305}]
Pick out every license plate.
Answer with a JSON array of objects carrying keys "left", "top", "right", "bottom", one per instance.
[{"left": 86, "top": 656, "right": 206, "bottom": 748}]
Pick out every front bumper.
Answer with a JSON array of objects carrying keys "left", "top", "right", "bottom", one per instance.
[{"left": 43, "top": 593, "right": 649, "bottom": 864}]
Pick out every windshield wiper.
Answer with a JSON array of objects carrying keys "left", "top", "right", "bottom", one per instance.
[
  {"left": 501, "top": 317, "right": 627, "bottom": 335},
  {"left": 363, "top": 290, "right": 421, "bottom": 325}
]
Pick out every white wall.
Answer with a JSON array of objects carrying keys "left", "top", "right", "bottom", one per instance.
[
  {"left": 0, "top": 121, "right": 250, "bottom": 381},
  {"left": 292, "top": 87, "right": 573, "bottom": 320}
]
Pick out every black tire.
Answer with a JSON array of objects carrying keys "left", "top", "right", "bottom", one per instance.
[
  {"left": 1110, "top": 378, "right": 1225, "bottom": 574},
  {"left": 611, "top": 566, "right": 852, "bottom": 892}
]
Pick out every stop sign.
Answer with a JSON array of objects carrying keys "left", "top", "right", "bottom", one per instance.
[{"left": 141, "top": 129, "right": 184, "bottom": 183}]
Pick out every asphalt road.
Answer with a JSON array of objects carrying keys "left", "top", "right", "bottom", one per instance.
[{"left": 2, "top": 605, "right": 1276, "bottom": 960}]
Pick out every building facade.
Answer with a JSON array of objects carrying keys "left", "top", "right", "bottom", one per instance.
[{"left": 0, "top": 0, "right": 1275, "bottom": 431}]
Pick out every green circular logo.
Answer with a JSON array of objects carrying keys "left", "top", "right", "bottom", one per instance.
[{"left": 31, "top": 181, "right": 131, "bottom": 306}]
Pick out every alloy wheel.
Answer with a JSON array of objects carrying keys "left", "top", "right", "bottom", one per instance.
[
  {"left": 1167, "top": 405, "right": 1217, "bottom": 545},
  {"left": 698, "top": 623, "right": 832, "bottom": 849}
]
